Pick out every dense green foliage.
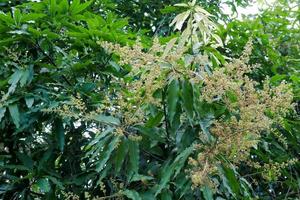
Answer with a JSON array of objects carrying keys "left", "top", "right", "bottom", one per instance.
[
  {"left": 97, "top": 0, "right": 249, "bottom": 35},
  {"left": 0, "top": 0, "right": 299, "bottom": 199}
]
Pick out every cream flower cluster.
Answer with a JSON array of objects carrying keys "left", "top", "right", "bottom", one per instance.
[{"left": 189, "top": 41, "right": 294, "bottom": 187}]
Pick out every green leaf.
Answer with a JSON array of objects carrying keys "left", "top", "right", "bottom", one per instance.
[
  {"left": 19, "top": 66, "right": 33, "bottom": 87},
  {"left": 0, "top": 164, "right": 29, "bottom": 171},
  {"left": 167, "top": 79, "right": 180, "bottom": 124},
  {"left": 270, "top": 74, "right": 286, "bottom": 84},
  {"left": 25, "top": 97, "right": 34, "bottom": 108},
  {"left": 58, "top": 0, "right": 69, "bottom": 13},
  {"left": 202, "top": 185, "right": 213, "bottom": 200},
  {"left": 160, "top": 6, "right": 177, "bottom": 14},
  {"left": 181, "top": 80, "right": 194, "bottom": 121},
  {"left": 47, "top": 176, "right": 65, "bottom": 189},
  {"left": 87, "top": 134, "right": 113, "bottom": 161},
  {"left": 0, "top": 107, "right": 6, "bottom": 123},
  {"left": 220, "top": 165, "right": 240, "bottom": 197},
  {"left": 225, "top": 90, "right": 238, "bottom": 103},
  {"left": 145, "top": 111, "right": 164, "bottom": 127},
  {"left": 90, "top": 114, "right": 120, "bottom": 126},
  {"left": 161, "top": 190, "right": 172, "bottom": 200},
  {"left": 162, "top": 38, "right": 177, "bottom": 58},
  {"left": 21, "top": 13, "right": 46, "bottom": 22},
  {"left": 12, "top": 9, "right": 22, "bottom": 26},
  {"left": 70, "top": 0, "right": 92, "bottom": 15},
  {"left": 8, "top": 70, "right": 23, "bottom": 94},
  {"left": 136, "top": 126, "right": 165, "bottom": 143},
  {"left": 199, "top": 114, "right": 214, "bottom": 143},
  {"left": 131, "top": 174, "right": 154, "bottom": 182},
  {"left": 49, "top": 0, "right": 57, "bottom": 16},
  {"left": 128, "top": 139, "right": 140, "bottom": 177},
  {"left": 173, "top": 146, "right": 194, "bottom": 177},
  {"left": 8, "top": 104, "right": 20, "bottom": 128},
  {"left": 155, "top": 160, "right": 173, "bottom": 197},
  {"left": 16, "top": 153, "right": 33, "bottom": 170},
  {"left": 114, "top": 138, "right": 128, "bottom": 173},
  {"left": 38, "top": 148, "right": 53, "bottom": 169},
  {"left": 155, "top": 146, "right": 193, "bottom": 196},
  {"left": 81, "top": 82, "right": 97, "bottom": 93},
  {"left": 0, "top": 12, "right": 14, "bottom": 25},
  {"left": 85, "top": 128, "right": 114, "bottom": 151},
  {"left": 95, "top": 136, "right": 120, "bottom": 172},
  {"left": 35, "top": 178, "right": 51, "bottom": 193},
  {"left": 122, "top": 189, "right": 142, "bottom": 200},
  {"left": 54, "top": 119, "right": 65, "bottom": 152},
  {"left": 140, "top": 191, "right": 155, "bottom": 200}
]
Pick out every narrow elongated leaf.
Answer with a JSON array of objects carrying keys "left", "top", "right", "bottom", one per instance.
[
  {"left": 70, "top": 0, "right": 92, "bottom": 15},
  {"left": 220, "top": 165, "right": 240, "bottom": 197},
  {"left": 8, "top": 70, "right": 23, "bottom": 94},
  {"left": 8, "top": 104, "right": 20, "bottom": 128},
  {"left": 162, "top": 38, "right": 177, "bottom": 58},
  {"left": 155, "top": 146, "right": 193, "bottom": 196},
  {"left": 95, "top": 136, "right": 120, "bottom": 172},
  {"left": 114, "top": 138, "right": 128, "bottom": 173},
  {"left": 0, "top": 107, "right": 6, "bottom": 122},
  {"left": 38, "top": 148, "right": 53, "bottom": 170},
  {"left": 199, "top": 114, "right": 214, "bottom": 142},
  {"left": 128, "top": 139, "right": 140, "bottom": 176},
  {"left": 50, "top": 0, "right": 57, "bottom": 16},
  {"left": 170, "top": 11, "right": 191, "bottom": 31},
  {"left": 167, "top": 79, "right": 180, "bottom": 125},
  {"left": 85, "top": 128, "right": 114, "bottom": 151},
  {"left": 12, "top": 9, "right": 22, "bottom": 25},
  {"left": 91, "top": 114, "right": 120, "bottom": 126},
  {"left": 155, "top": 160, "right": 173, "bottom": 197},
  {"left": 173, "top": 146, "right": 194, "bottom": 177},
  {"left": 58, "top": 0, "right": 69, "bottom": 13},
  {"left": 87, "top": 135, "right": 112, "bottom": 161},
  {"left": 0, "top": 12, "right": 14, "bottom": 24},
  {"left": 145, "top": 111, "right": 164, "bottom": 127},
  {"left": 181, "top": 80, "right": 194, "bottom": 121},
  {"left": 195, "top": 5, "right": 213, "bottom": 16},
  {"left": 131, "top": 174, "right": 154, "bottom": 182},
  {"left": 54, "top": 119, "right": 65, "bottom": 152},
  {"left": 0, "top": 164, "right": 29, "bottom": 171},
  {"left": 8, "top": 70, "right": 23, "bottom": 85},
  {"left": 19, "top": 66, "right": 33, "bottom": 87},
  {"left": 174, "top": 3, "right": 189, "bottom": 7},
  {"left": 21, "top": 13, "right": 46, "bottom": 22}
]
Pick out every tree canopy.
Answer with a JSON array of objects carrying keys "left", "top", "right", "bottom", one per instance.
[{"left": 0, "top": 0, "right": 299, "bottom": 199}]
